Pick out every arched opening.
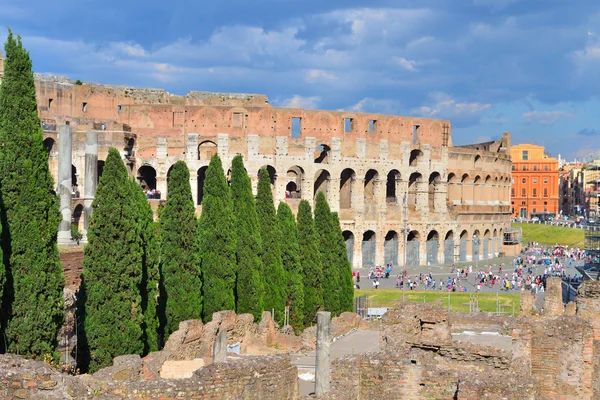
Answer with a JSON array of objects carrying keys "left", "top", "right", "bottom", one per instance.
[
  {"left": 493, "top": 228, "right": 498, "bottom": 257},
  {"left": 137, "top": 165, "right": 158, "bottom": 197},
  {"left": 483, "top": 229, "right": 491, "bottom": 259},
  {"left": 198, "top": 140, "right": 218, "bottom": 161},
  {"left": 406, "top": 230, "right": 420, "bottom": 266},
  {"left": 384, "top": 231, "right": 399, "bottom": 266},
  {"left": 166, "top": 164, "right": 176, "bottom": 187},
  {"left": 97, "top": 160, "right": 105, "bottom": 184},
  {"left": 409, "top": 149, "right": 423, "bottom": 166},
  {"left": 126, "top": 138, "right": 135, "bottom": 157},
  {"left": 361, "top": 230, "right": 376, "bottom": 267},
  {"left": 444, "top": 231, "right": 454, "bottom": 264},
  {"left": 474, "top": 155, "right": 482, "bottom": 168},
  {"left": 340, "top": 168, "right": 356, "bottom": 209},
  {"left": 258, "top": 165, "right": 277, "bottom": 186},
  {"left": 428, "top": 172, "right": 441, "bottom": 211},
  {"left": 72, "top": 204, "right": 84, "bottom": 232},
  {"left": 473, "top": 176, "right": 482, "bottom": 203},
  {"left": 43, "top": 138, "right": 56, "bottom": 155},
  {"left": 472, "top": 229, "right": 481, "bottom": 262},
  {"left": 314, "top": 169, "right": 330, "bottom": 200},
  {"left": 426, "top": 230, "right": 439, "bottom": 265},
  {"left": 447, "top": 173, "right": 460, "bottom": 204},
  {"left": 286, "top": 166, "right": 303, "bottom": 198},
  {"left": 343, "top": 231, "right": 355, "bottom": 267},
  {"left": 461, "top": 174, "right": 470, "bottom": 203},
  {"left": 386, "top": 170, "right": 400, "bottom": 203},
  {"left": 314, "top": 144, "right": 331, "bottom": 164},
  {"left": 364, "top": 169, "right": 379, "bottom": 216},
  {"left": 408, "top": 172, "right": 422, "bottom": 209},
  {"left": 459, "top": 230, "right": 469, "bottom": 262},
  {"left": 197, "top": 166, "right": 207, "bottom": 205}
]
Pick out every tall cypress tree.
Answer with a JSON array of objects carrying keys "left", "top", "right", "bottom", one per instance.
[
  {"left": 0, "top": 30, "right": 64, "bottom": 358},
  {"left": 277, "top": 202, "right": 305, "bottom": 333},
  {"left": 230, "top": 155, "right": 263, "bottom": 322},
  {"left": 129, "top": 180, "right": 159, "bottom": 353},
  {"left": 256, "top": 168, "right": 286, "bottom": 324},
  {"left": 198, "top": 154, "right": 236, "bottom": 322},
  {"left": 159, "top": 161, "right": 202, "bottom": 338},
  {"left": 330, "top": 212, "right": 354, "bottom": 314},
  {"left": 80, "top": 148, "right": 143, "bottom": 372},
  {"left": 297, "top": 200, "right": 323, "bottom": 326},
  {"left": 314, "top": 192, "right": 340, "bottom": 315}
]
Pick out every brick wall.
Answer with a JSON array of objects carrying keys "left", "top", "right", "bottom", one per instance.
[{"left": 59, "top": 247, "right": 84, "bottom": 289}]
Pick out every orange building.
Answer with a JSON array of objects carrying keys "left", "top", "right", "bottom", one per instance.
[{"left": 510, "top": 144, "right": 559, "bottom": 219}]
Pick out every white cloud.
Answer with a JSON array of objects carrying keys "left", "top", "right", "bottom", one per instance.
[
  {"left": 392, "top": 57, "right": 419, "bottom": 71},
  {"left": 522, "top": 110, "right": 575, "bottom": 125},
  {"left": 306, "top": 69, "right": 338, "bottom": 82},
  {"left": 275, "top": 95, "right": 321, "bottom": 109},
  {"left": 412, "top": 92, "right": 491, "bottom": 119},
  {"left": 345, "top": 97, "right": 402, "bottom": 115}
]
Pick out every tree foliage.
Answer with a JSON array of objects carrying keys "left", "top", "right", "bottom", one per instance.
[
  {"left": 330, "top": 212, "right": 354, "bottom": 314},
  {"left": 80, "top": 148, "right": 143, "bottom": 372},
  {"left": 0, "top": 29, "right": 64, "bottom": 358},
  {"left": 255, "top": 168, "right": 286, "bottom": 324},
  {"left": 277, "top": 202, "right": 304, "bottom": 333},
  {"left": 230, "top": 155, "right": 264, "bottom": 322},
  {"left": 198, "top": 154, "right": 236, "bottom": 322},
  {"left": 296, "top": 200, "right": 323, "bottom": 326},
  {"left": 159, "top": 161, "right": 202, "bottom": 338}
]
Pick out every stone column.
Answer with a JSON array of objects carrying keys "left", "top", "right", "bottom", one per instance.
[
  {"left": 315, "top": 311, "right": 331, "bottom": 396},
  {"left": 82, "top": 130, "right": 98, "bottom": 243},
  {"left": 213, "top": 329, "right": 227, "bottom": 363},
  {"left": 57, "top": 125, "right": 73, "bottom": 245},
  {"left": 329, "top": 176, "right": 340, "bottom": 213}
]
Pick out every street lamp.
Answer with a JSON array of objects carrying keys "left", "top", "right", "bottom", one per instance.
[
  {"left": 473, "top": 234, "right": 481, "bottom": 280},
  {"left": 399, "top": 193, "right": 411, "bottom": 300}
]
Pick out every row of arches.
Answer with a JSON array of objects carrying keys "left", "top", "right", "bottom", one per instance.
[
  {"left": 343, "top": 228, "right": 503, "bottom": 267},
  {"left": 447, "top": 173, "right": 511, "bottom": 205}
]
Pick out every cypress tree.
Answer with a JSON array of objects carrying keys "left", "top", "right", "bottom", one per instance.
[
  {"left": 277, "top": 202, "right": 305, "bottom": 333},
  {"left": 80, "top": 148, "right": 143, "bottom": 372},
  {"left": 198, "top": 154, "right": 236, "bottom": 322},
  {"left": 230, "top": 155, "right": 264, "bottom": 322},
  {"left": 297, "top": 200, "right": 323, "bottom": 325},
  {"left": 330, "top": 212, "right": 354, "bottom": 314},
  {"left": 256, "top": 168, "right": 286, "bottom": 324},
  {"left": 314, "top": 192, "right": 341, "bottom": 315},
  {"left": 0, "top": 30, "right": 64, "bottom": 358},
  {"left": 159, "top": 161, "right": 202, "bottom": 338},
  {"left": 129, "top": 180, "right": 159, "bottom": 353}
]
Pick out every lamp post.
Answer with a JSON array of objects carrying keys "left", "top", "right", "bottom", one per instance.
[
  {"left": 400, "top": 193, "right": 411, "bottom": 300},
  {"left": 473, "top": 235, "right": 481, "bottom": 283}
]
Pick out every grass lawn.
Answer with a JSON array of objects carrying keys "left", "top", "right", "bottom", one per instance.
[
  {"left": 355, "top": 289, "right": 521, "bottom": 315},
  {"left": 512, "top": 222, "right": 584, "bottom": 248}
]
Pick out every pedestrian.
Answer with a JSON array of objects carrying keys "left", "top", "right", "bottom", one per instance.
[{"left": 357, "top": 272, "right": 360, "bottom": 283}]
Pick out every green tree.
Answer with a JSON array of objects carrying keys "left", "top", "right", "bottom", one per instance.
[
  {"left": 277, "top": 202, "right": 305, "bottom": 333},
  {"left": 255, "top": 168, "right": 286, "bottom": 324},
  {"left": 297, "top": 200, "right": 323, "bottom": 326},
  {"left": 0, "top": 30, "right": 64, "bottom": 359},
  {"left": 80, "top": 148, "right": 143, "bottom": 372},
  {"left": 198, "top": 154, "right": 236, "bottom": 321},
  {"left": 314, "top": 192, "right": 341, "bottom": 315},
  {"left": 330, "top": 212, "right": 354, "bottom": 314},
  {"left": 159, "top": 161, "right": 202, "bottom": 339},
  {"left": 129, "top": 179, "right": 160, "bottom": 353},
  {"left": 230, "top": 155, "right": 264, "bottom": 321}
]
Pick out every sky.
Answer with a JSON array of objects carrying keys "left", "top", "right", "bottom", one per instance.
[{"left": 1, "top": 0, "right": 599, "bottom": 160}]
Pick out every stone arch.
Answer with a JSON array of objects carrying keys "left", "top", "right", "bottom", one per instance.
[
  {"left": 364, "top": 169, "right": 379, "bottom": 201},
  {"left": 137, "top": 165, "right": 157, "bottom": 191},
  {"left": 286, "top": 166, "right": 304, "bottom": 198},
  {"left": 340, "top": 168, "right": 356, "bottom": 209},
  {"left": 472, "top": 229, "right": 481, "bottom": 262},
  {"left": 198, "top": 140, "right": 218, "bottom": 161},
  {"left": 409, "top": 149, "right": 423, "bottom": 166},
  {"left": 474, "top": 154, "right": 482, "bottom": 168},
  {"left": 72, "top": 204, "right": 84, "bottom": 232},
  {"left": 408, "top": 172, "right": 422, "bottom": 208},
  {"left": 314, "top": 144, "right": 331, "bottom": 164},
  {"left": 126, "top": 137, "right": 135, "bottom": 157},
  {"left": 447, "top": 173, "right": 460, "bottom": 204},
  {"left": 406, "top": 230, "right": 420, "bottom": 266},
  {"left": 428, "top": 172, "right": 441, "bottom": 211},
  {"left": 258, "top": 165, "right": 277, "bottom": 187},
  {"left": 43, "top": 137, "right": 56, "bottom": 155},
  {"left": 407, "top": 230, "right": 421, "bottom": 241},
  {"left": 384, "top": 231, "right": 399, "bottom": 266},
  {"left": 361, "top": 230, "right": 376, "bottom": 267},
  {"left": 343, "top": 231, "right": 355, "bottom": 267},
  {"left": 443, "top": 230, "right": 454, "bottom": 264},
  {"left": 197, "top": 166, "right": 208, "bottom": 205},
  {"left": 473, "top": 175, "right": 482, "bottom": 203},
  {"left": 97, "top": 160, "right": 105, "bottom": 184},
  {"left": 314, "top": 169, "right": 330, "bottom": 200},
  {"left": 459, "top": 229, "right": 469, "bottom": 262},
  {"left": 386, "top": 169, "right": 401, "bottom": 202},
  {"left": 426, "top": 230, "right": 439, "bottom": 265}
]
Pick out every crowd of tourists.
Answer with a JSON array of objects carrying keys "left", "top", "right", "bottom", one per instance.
[{"left": 144, "top": 188, "right": 162, "bottom": 199}]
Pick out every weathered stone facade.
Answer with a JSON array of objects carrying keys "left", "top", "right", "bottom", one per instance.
[{"left": 36, "top": 75, "right": 511, "bottom": 266}]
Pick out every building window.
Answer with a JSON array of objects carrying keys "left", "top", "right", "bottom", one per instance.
[
  {"left": 544, "top": 201, "right": 547, "bottom": 205},
  {"left": 533, "top": 165, "right": 537, "bottom": 171},
  {"left": 533, "top": 201, "right": 537, "bottom": 205},
  {"left": 521, "top": 188, "right": 526, "bottom": 197},
  {"left": 512, "top": 165, "right": 516, "bottom": 171},
  {"left": 533, "top": 188, "right": 537, "bottom": 197},
  {"left": 522, "top": 178, "right": 526, "bottom": 183},
  {"left": 511, "top": 188, "right": 515, "bottom": 196},
  {"left": 544, "top": 165, "right": 549, "bottom": 171},
  {"left": 521, "top": 202, "right": 526, "bottom": 206},
  {"left": 544, "top": 178, "right": 548, "bottom": 183},
  {"left": 532, "top": 208, "right": 536, "bottom": 213},
  {"left": 544, "top": 188, "right": 548, "bottom": 197},
  {"left": 82, "top": 102, "right": 87, "bottom": 112},
  {"left": 533, "top": 178, "right": 537, "bottom": 183},
  {"left": 522, "top": 150, "right": 529, "bottom": 160},
  {"left": 522, "top": 165, "right": 527, "bottom": 171}
]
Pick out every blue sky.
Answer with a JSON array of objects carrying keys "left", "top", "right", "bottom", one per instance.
[{"left": 1, "top": 0, "right": 600, "bottom": 159}]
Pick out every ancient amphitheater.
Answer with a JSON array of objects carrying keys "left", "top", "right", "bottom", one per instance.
[{"left": 30, "top": 72, "right": 511, "bottom": 267}]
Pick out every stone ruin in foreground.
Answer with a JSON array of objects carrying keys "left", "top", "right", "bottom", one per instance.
[{"left": 2, "top": 277, "right": 600, "bottom": 399}]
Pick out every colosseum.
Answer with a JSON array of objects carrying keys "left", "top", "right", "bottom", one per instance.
[{"left": 1, "top": 51, "right": 512, "bottom": 267}]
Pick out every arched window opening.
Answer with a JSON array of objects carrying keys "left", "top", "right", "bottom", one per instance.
[
  {"left": 386, "top": 170, "right": 400, "bottom": 203},
  {"left": 384, "top": 231, "right": 399, "bottom": 266},
  {"left": 340, "top": 168, "right": 356, "bottom": 209},
  {"left": 474, "top": 155, "right": 482, "bottom": 168},
  {"left": 364, "top": 169, "right": 378, "bottom": 201},
  {"left": 408, "top": 172, "right": 422, "bottom": 209},
  {"left": 286, "top": 166, "right": 304, "bottom": 199},
  {"left": 406, "top": 230, "right": 420, "bottom": 266},
  {"left": 258, "top": 166, "right": 277, "bottom": 193},
  {"left": 361, "top": 230, "right": 376, "bottom": 267},
  {"left": 197, "top": 166, "right": 207, "bottom": 205},
  {"left": 137, "top": 166, "right": 158, "bottom": 197},
  {"left": 198, "top": 140, "right": 217, "bottom": 161},
  {"left": 459, "top": 230, "right": 469, "bottom": 262},
  {"left": 126, "top": 138, "right": 135, "bottom": 157},
  {"left": 409, "top": 149, "right": 423, "bottom": 166},
  {"left": 314, "top": 169, "right": 330, "bottom": 200},
  {"left": 314, "top": 144, "right": 331, "bottom": 164},
  {"left": 428, "top": 172, "right": 441, "bottom": 210},
  {"left": 426, "top": 230, "right": 439, "bottom": 265},
  {"left": 444, "top": 230, "right": 454, "bottom": 264}
]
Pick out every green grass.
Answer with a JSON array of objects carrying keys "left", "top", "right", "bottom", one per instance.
[
  {"left": 512, "top": 222, "right": 584, "bottom": 248},
  {"left": 355, "top": 289, "right": 520, "bottom": 315}
]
